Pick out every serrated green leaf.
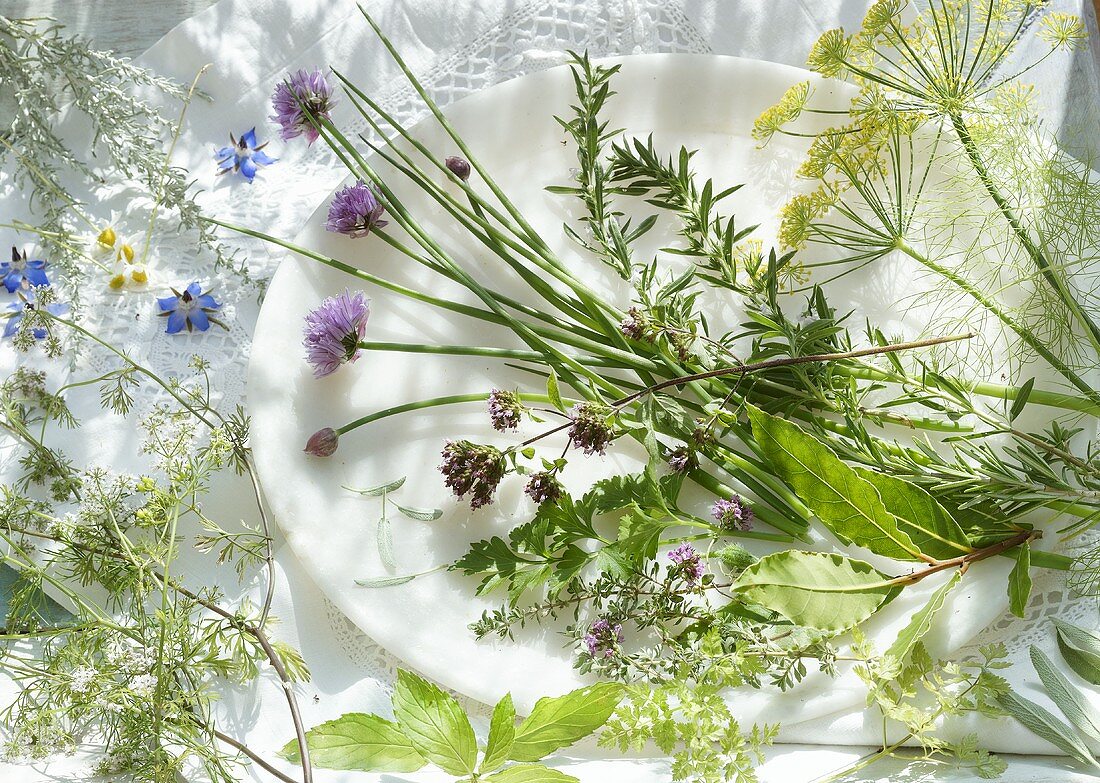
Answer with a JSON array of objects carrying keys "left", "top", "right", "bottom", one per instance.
[
  {"left": 1031, "top": 646, "right": 1100, "bottom": 744},
  {"left": 279, "top": 713, "right": 427, "bottom": 772},
  {"left": 343, "top": 476, "right": 406, "bottom": 496},
  {"left": 733, "top": 550, "right": 898, "bottom": 632},
  {"left": 1008, "top": 543, "right": 1032, "bottom": 618},
  {"left": 483, "top": 764, "right": 579, "bottom": 782},
  {"left": 851, "top": 466, "right": 972, "bottom": 559},
  {"left": 377, "top": 516, "right": 396, "bottom": 569},
  {"left": 746, "top": 405, "right": 921, "bottom": 561},
  {"left": 510, "top": 683, "right": 624, "bottom": 762},
  {"left": 396, "top": 504, "right": 443, "bottom": 521},
  {"left": 547, "top": 370, "right": 565, "bottom": 413},
  {"left": 998, "top": 691, "right": 1099, "bottom": 767},
  {"left": 392, "top": 670, "right": 478, "bottom": 775},
  {"left": 886, "top": 571, "right": 961, "bottom": 662},
  {"left": 482, "top": 693, "right": 517, "bottom": 773},
  {"left": 1054, "top": 619, "right": 1100, "bottom": 686}
]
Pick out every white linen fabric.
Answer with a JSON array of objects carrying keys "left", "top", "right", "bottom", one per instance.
[{"left": 1, "top": 1, "right": 1098, "bottom": 781}]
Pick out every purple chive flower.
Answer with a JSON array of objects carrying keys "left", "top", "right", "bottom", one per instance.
[
  {"left": 619, "top": 307, "right": 652, "bottom": 342},
  {"left": 2, "top": 247, "right": 49, "bottom": 293},
  {"left": 156, "top": 282, "right": 223, "bottom": 334},
  {"left": 3, "top": 295, "right": 67, "bottom": 339},
  {"left": 711, "top": 496, "right": 754, "bottom": 531},
  {"left": 302, "top": 290, "right": 371, "bottom": 378},
  {"left": 488, "top": 389, "right": 523, "bottom": 432},
  {"left": 304, "top": 427, "right": 340, "bottom": 457},
  {"left": 668, "top": 543, "right": 705, "bottom": 585},
  {"left": 567, "top": 403, "right": 615, "bottom": 456},
  {"left": 583, "top": 618, "right": 624, "bottom": 659},
  {"left": 439, "top": 440, "right": 506, "bottom": 510},
  {"left": 445, "top": 156, "right": 471, "bottom": 181},
  {"left": 325, "top": 181, "right": 388, "bottom": 238},
  {"left": 270, "top": 68, "right": 335, "bottom": 144},
  {"left": 215, "top": 128, "right": 276, "bottom": 182},
  {"left": 524, "top": 471, "right": 562, "bottom": 506},
  {"left": 665, "top": 446, "right": 695, "bottom": 474}
]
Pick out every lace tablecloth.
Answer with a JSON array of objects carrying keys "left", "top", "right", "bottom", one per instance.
[{"left": 2, "top": 1, "right": 1099, "bottom": 781}]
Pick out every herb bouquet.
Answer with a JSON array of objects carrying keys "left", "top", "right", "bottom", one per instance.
[{"left": 229, "top": 2, "right": 1100, "bottom": 782}]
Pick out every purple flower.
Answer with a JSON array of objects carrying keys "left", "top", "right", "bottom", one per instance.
[
  {"left": 156, "top": 282, "right": 223, "bottom": 334},
  {"left": 665, "top": 446, "right": 695, "bottom": 474},
  {"left": 325, "top": 181, "right": 388, "bottom": 238},
  {"left": 215, "top": 128, "right": 276, "bottom": 182},
  {"left": 668, "top": 543, "right": 705, "bottom": 585},
  {"left": 439, "top": 440, "right": 506, "bottom": 510},
  {"left": 567, "top": 403, "right": 615, "bottom": 456},
  {"left": 582, "top": 618, "right": 624, "bottom": 659},
  {"left": 2, "top": 247, "right": 49, "bottom": 293},
  {"left": 488, "top": 389, "right": 523, "bottom": 432},
  {"left": 271, "top": 68, "right": 336, "bottom": 144},
  {"left": 711, "top": 495, "right": 753, "bottom": 531},
  {"left": 3, "top": 294, "right": 67, "bottom": 339},
  {"left": 304, "top": 428, "right": 340, "bottom": 457},
  {"left": 524, "top": 471, "right": 562, "bottom": 506},
  {"left": 302, "top": 290, "right": 370, "bottom": 378},
  {"left": 445, "top": 156, "right": 471, "bottom": 181},
  {"left": 619, "top": 307, "right": 652, "bottom": 341}
]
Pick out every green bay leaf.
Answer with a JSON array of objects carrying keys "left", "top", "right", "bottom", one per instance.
[
  {"left": 510, "top": 682, "right": 624, "bottom": 762},
  {"left": 746, "top": 405, "right": 921, "bottom": 561},
  {"left": 733, "top": 550, "right": 898, "bottom": 632},
  {"left": 886, "top": 571, "right": 961, "bottom": 662},
  {"left": 1008, "top": 543, "right": 1032, "bottom": 618},
  {"left": 279, "top": 713, "right": 427, "bottom": 772},
  {"left": 392, "top": 670, "right": 478, "bottom": 775}
]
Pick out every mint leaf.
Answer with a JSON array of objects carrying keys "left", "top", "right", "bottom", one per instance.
[
  {"left": 392, "top": 670, "right": 478, "bottom": 775},
  {"left": 886, "top": 572, "right": 960, "bottom": 662},
  {"left": 1008, "top": 542, "right": 1032, "bottom": 618},
  {"left": 483, "top": 763, "right": 579, "bottom": 782},
  {"left": 482, "top": 693, "right": 517, "bottom": 773},
  {"left": 279, "top": 713, "right": 427, "bottom": 772},
  {"left": 746, "top": 405, "right": 922, "bottom": 561},
  {"left": 733, "top": 550, "right": 897, "bottom": 632},
  {"left": 510, "top": 682, "right": 624, "bottom": 762}
]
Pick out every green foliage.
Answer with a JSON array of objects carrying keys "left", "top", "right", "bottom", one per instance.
[{"left": 285, "top": 671, "right": 621, "bottom": 781}]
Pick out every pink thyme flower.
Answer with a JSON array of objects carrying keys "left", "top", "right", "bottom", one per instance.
[
  {"left": 668, "top": 543, "right": 705, "bottom": 585},
  {"left": 271, "top": 68, "right": 336, "bottom": 144},
  {"left": 325, "top": 181, "right": 388, "bottom": 238},
  {"left": 302, "top": 289, "right": 370, "bottom": 378},
  {"left": 712, "top": 495, "right": 753, "bottom": 531},
  {"left": 583, "top": 618, "right": 624, "bottom": 658}
]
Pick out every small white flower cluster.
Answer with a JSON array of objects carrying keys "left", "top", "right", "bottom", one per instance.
[
  {"left": 128, "top": 673, "right": 157, "bottom": 698},
  {"left": 68, "top": 665, "right": 96, "bottom": 695}
]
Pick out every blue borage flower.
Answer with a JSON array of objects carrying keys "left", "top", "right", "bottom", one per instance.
[
  {"left": 156, "top": 282, "right": 225, "bottom": 334},
  {"left": 215, "top": 128, "right": 276, "bottom": 183},
  {"left": 2, "top": 247, "right": 49, "bottom": 293},
  {"left": 3, "top": 293, "right": 68, "bottom": 339}
]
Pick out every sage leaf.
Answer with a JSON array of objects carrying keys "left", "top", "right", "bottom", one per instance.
[
  {"left": 998, "top": 691, "right": 1099, "bottom": 767},
  {"left": 396, "top": 503, "right": 443, "bottom": 521},
  {"left": 850, "top": 466, "right": 972, "bottom": 559},
  {"left": 886, "top": 571, "right": 961, "bottom": 662},
  {"left": 1031, "top": 646, "right": 1100, "bottom": 744},
  {"left": 510, "top": 682, "right": 624, "bottom": 762},
  {"left": 377, "top": 516, "right": 396, "bottom": 569},
  {"left": 547, "top": 369, "right": 565, "bottom": 413},
  {"left": 392, "top": 669, "right": 478, "bottom": 775},
  {"left": 482, "top": 693, "right": 517, "bottom": 773},
  {"left": 279, "top": 713, "right": 427, "bottom": 772},
  {"left": 1008, "top": 543, "right": 1032, "bottom": 618},
  {"left": 355, "top": 574, "right": 418, "bottom": 588},
  {"left": 1054, "top": 619, "right": 1100, "bottom": 686},
  {"left": 344, "top": 476, "right": 406, "bottom": 496},
  {"left": 733, "top": 550, "right": 898, "bottom": 632},
  {"left": 746, "top": 405, "right": 921, "bottom": 561},
  {"left": 483, "top": 764, "right": 579, "bottom": 782}
]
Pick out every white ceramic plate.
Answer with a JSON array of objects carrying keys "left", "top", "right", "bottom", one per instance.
[{"left": 248, "top": 55, "right": 1019, "bottom": 728}]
